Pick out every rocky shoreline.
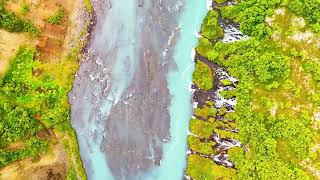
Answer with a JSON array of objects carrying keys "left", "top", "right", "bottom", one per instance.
[{"left": 186, "top": 0, "right": 245, "bottom": 178}]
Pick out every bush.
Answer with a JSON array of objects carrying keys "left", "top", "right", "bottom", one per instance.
[
  {"left": 48, "top": 6, "right": 65, "bottom": 25},
  {"left": 186, "top": 154, "right": 236, "bottom": 180},
  {"left": 193, "top": 61, "right": 214, "bottom": 90},
  {"left": 0, "top": 2, "right": 38, "bottom": 34},
  {"left": 201, "top": 10, "right": 223, "bottom": 40},
  {"left": 0, "top": 47, "right": 69, "bottom": 166},
  {"left": 221, "top": 0, "right": 281, "bottom": 38},
  {"left": 20, "top": 5, "right": 30, "bottom": 15},
  {"left": 221, "top": 79, "right": 232, "bottom": 86}
]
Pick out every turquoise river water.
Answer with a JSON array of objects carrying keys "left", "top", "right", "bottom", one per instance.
[
  {"left": 69, "top": 0, "right": 208, "bottom": 179},
  {"left": 144, "top": 1, "right": 208, "bottom": 179}
]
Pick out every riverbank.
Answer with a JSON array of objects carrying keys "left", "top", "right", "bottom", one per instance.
[
  {"left": 186, "top": 2, "right": 240, "bottom": 178},
  {"left": 187, "top": 0, "right": 320, "bottom": 179},
  {"left": 0, "top": 0, "right": 92, "bottom": 179}
]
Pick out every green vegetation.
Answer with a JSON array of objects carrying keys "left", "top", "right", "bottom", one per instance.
[
  {"left": 189, "top": 118, "right": 215, "bottom": 139},
  {"left": 2, "top": 48, "right": 71, "bottom": 128},
  {"left": 193, "top": 60, "right": 213, "bottom": 90},
  {"left": 303, "top": 60, "right": 320, "bottom": 81},
  {"left": 221, "top": 79, "right": 232, "bottom": 86},
  {"left": 48, "top": 6, "right": 65, "bottom": 25},
  {"left": 0, "top": 47, "right": 70, "bottom": 166},
  {"left": 201, "top": 10, "right": 223, "bottom": 40},
  {"left": 197, "top": 38, "right": 291, "bottom": 83},
  {"left": 64, "top": 130, "right": 87, "bottom": 180},
  {"left": 20, "top": 4, "right": 30, "bottom": 15},
  {"left": 194, "top": 105, "right": 217, "bottom": 119},
  {"left": 289, "top": 0, "right": 320, "bottom": 33},
  {"left": 221, "top": 0, "right": 281, "bottom": 38},
  {"left": 84, "top": 0, "right": 92, "bottom": 13},
  {"left": 215, "top": 0, "right": 228, "bottom": 4},
  {"left": 0, "top": 45, "right": 86, "bottom": 178},
  {"left": 186, "top": 154, "right": 236, "bottom": 180},
  {"left": 0, "top": 137, "right": 48, "bottom": 167},
  {"left": 0, "top": 0, "right": 38, "bottom": 34},
  {"left": 220, "top": 89, "right": 236, "bottom": 99},
  {"left": 188, "top": 135, "right": 216, "bottom": 155},
  {"left": 196, "top": 34, "right": 316, "bottom": 179},
  {"left": 0, "top": 0, "right": 91, "bottom": 178},
  {"left": 188, "top": 0, "right": 320, "bottom": 179}
]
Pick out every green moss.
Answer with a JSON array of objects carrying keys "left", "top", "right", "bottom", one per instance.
[
  {"left": 276, "top": 140, "right": 300, "bottom": 164},
  {"left": 186, "top": 154, "right": 236, "bottom": 180},
  {"left": 221, "top": 79, "right": 233, "bottom": 86},
  {"left": 215, "top": 0, "right": 228, "bottom": 3},
  {"left": 193, "top": 61, "right": 214, "bottom": 91},
  {"left": 188, "top": 135, "right": 216, "bottom": 155},
  {"left": 219, "top": 107, "right": 228, "bottom": 116},
  {"left": 0, "top": 1, "right": 38, "bottom": 34},
  {"left": 67, "top": 167, "right": 77, "bottom": 180},
  {"left": 214, "top": 128, "right": 237, "bottom": 139},
  {"left": 194, "top": 106, "right": 217, "bottom": 119},
  {"left": 208, "top": 117, "right": 215, "bottom": 123},
  {"left": 190, "top": 0, "right": 320, "bottom": 179},
  {"left": 201, "top": 10, "right": 223, "bottom": 40},
  {"left": 220, "top": 89, "right": 237, "bottom": 99},
  {"left": 214, "top": 118, "right": 237, "bottom": 130},
  {"left": 189, "top": 118, "right": 215, "bottom": 139},
  {"left": 20, "top": 5, "right": 30, "bottom": 15},
  {"left": 48, "top": 6, "right": 65, "bottom": 25},
  {"left": 206, "top": 101, "right": 214, "bottom": 106},
  {"left": 224, "top": 112, "right": 238, "bottom": 121},
  {"left": 84, "top": 0, "right": 92, "bottom": 13},
  {"left": 0, "top": 137, "right": 48, "bottom": 167}
]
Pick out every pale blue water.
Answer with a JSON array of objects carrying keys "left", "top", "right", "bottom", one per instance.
[{"left": 70, "top": 0, "right": 207, "bottom": 179}]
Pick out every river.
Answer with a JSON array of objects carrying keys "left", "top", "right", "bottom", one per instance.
[{"left": 69, "top": 0, "right": 207, "bottom": 179}]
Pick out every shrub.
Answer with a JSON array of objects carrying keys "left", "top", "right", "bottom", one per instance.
[
  {"left": 20, "top": 5, "right": 30, "bottom": 15},
  {"left": 193, "top": 61, "right": 214, "bottom": 90},
  {"left": 48, "top": 6, "right": 65, "bottom": 25},
  {"left": 0, "top": 2, "right": 38, "bottom": 34}
]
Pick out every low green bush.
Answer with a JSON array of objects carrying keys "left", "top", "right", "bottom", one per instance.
[{"left": 48, "top": 6, "right": 65, "bottom": 25}]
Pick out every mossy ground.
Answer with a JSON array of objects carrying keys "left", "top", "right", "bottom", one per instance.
[
  {"left": 193, "top": 60, "right": 214, "bottom": 91},
  {"left": 187, "top": 154, "right": 236, "bottom": 180}
]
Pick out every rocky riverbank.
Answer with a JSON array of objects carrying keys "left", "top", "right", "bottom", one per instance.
[{"left": 185, "top": 0, "right": 245, "bottom": 179}]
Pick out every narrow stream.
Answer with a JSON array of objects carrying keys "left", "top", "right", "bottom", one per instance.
[{"left": 69, "top": 0, "right": 207, "bottom": 179}]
